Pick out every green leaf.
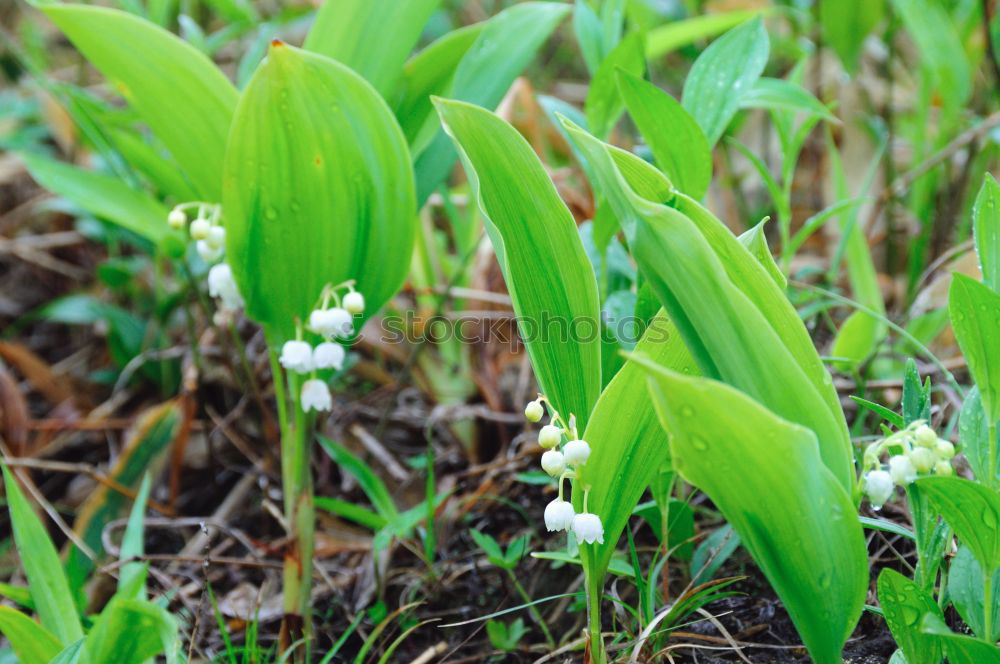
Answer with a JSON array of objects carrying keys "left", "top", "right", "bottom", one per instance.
[
  {"left": 469, "top": 530, "right": 507, "bottom": 569},
  {"left": 303, "top": 0, "right": 441, "bottom": 97},
  {"left": 859, "top": 516, "right": 915, "bottom": 541},
  {"left": 902, "top": 358, "right": 932, "bottom": 426},
  {"left": 414, "top": 2, "right": 569, "bottom": 204},
  {"left": 42, "top": 5, "right": 237, "bottom": 199},
  {"left": 617, "top": 70, "right": 711, "bottom": 200},
  {"left": 315, "top": 497, "right": 387, "bottom": 531},
  {"left": 948, "top": 546, "right": 1000, "bottom": 643},
  {"left": 960, "top": 386, "right": 1000, "bottom": 486},
  {"left": 573, "top": 0, "right": 604, "bottom": 75},
  {"left": 830, "top": 311, "right": 880, "bottom": 371},
  {"left": 584, "top": 32, "right": 645, "bottom": 140},
  {"left": 118, "top": 473, "right": 152, "bottom": 600},
  {"left": 950, "top": 274, "right": 1000, "bottom": 424},
  {"left": 877, "top": 568, "right": 945, "bottom": 664},
  {"left": 318, "top": 438, "right": 399, "bottom": 521},
  {"left": 82, "top": 598, "right": 178, "bottom": 664},
  {"left": 915, "top": 476, "right": 1000, "bottom": 574},
  {"left": 819, "top": 0, "right": 884, "bottom": 74},
  {"left": 973, "top": 173, "right": 1000, "bottom": 293},
  {"left": 739, "top": 77, "right": 837, "bottom": 123},
  {"left": 645, "top": 10, "right": 764, "bottom": 59},
  {"left": 224, "top": 43, "right": 415, "bottom": 342},
  {"left": 50, "top": 639, "right": 85, "bottom": 664},
  {"left": 890, "top": 0, "right": 971, "bottom": 113},
  {"left": 0, "top": 607, "right": 62, "bottom": 664},
  {"left": 1, "top": 466, "right": 83, "bottom": 644},
  {"left": 690, "top": 523, "right": 741, "bottom": 586},
  {"left": 920, "top": 613, "right": 1000, "bottom": 663},
  {"left": 639, "top": 362, "right": 867, "bottom": 664},
  {"left": 434, "top": 98, "right": 601, "bottom": 428},
  {"left": 851, "top": 397, "right": 906, "bottom": 430},
  {"left": 737, "top": 220, "right": 785, "bottom": 289},
  {"left": 681, "top": 16, "right": 769, "bottom": 146}
]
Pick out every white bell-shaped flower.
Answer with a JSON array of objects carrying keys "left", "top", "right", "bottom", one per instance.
[
  {"left": 190, "top": 218, "right": 211, "bottom": 240},
  {"left": 279, "top": 340, "right": 313, "bottom": 374},
  {"left": 888, "top": 455, "right": 917, "bottom": 485},
  {"left": 543, "top": 499, "right": 575, "bottom": 532},
  {"left": 524, "top": 399, "right": 544, "bottom": 423},
  {"left": 914, "top": 424, "right": 937, "bottom": 447},
  {"left": 540, "top": 450, "right": 566, "bottom": 477},
  {"left": 538, "top": 424, "right": 562, "bottom": 449},
  {"left": 935, "top": 440, "right": 955, "bottom": 460},
  {"left": 864, "top": 470, "right": 894, "bottom": 510},
  {"left": 563, "top": 439, "right": 591, "bottom": 466},
  {"left": 167, "top": 209, "right": 186, "bottom": 229},
  {"left": 196, "top": 240, "right": 223, "bottom": 263},
  {"left": 205, "top": 225, "right": 226, "bottom": 250},
  {"left": 909, "top": 447, "right": 936, "bottom": 474},
  {"left": 301, "top": 379, "right": 332, "bottom": 412},
  {"left": 309, "top": 308, "right": 354, "bottom": 338},
  {"left": 207, "top": 263, "right": 243, "bottom": 311},
  {"left": 572, "top": 513, "right": 604, "bottom": 544},
  {"left": 313, "top": 342, "right": 345, "bottom": 370},
  {"left": 343, "top": 291, "right": 365, "bottom": 315}
]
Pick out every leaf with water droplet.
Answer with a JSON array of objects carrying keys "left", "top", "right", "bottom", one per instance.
[
  {"left": 949, "top": 274, "right": 1000, "bottom": 425},
  {"left": 917, "top": 476, "right": 1000, "bottom": 577},
  {"left": 878, "top": 568, "right": 945, "bottom": 664}
]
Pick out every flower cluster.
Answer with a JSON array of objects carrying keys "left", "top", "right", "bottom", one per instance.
[
  {"left": 279, "top": 282, "right": 364, "bottom": 413},
  {"left": 861, "top": 421, "right": 956, "bottom": 510},
  {"left": 525, "top": 397, "right": 603, "bottom": 545},
  {"left": 168, "top": 202, "right": 227, "bottom": 263}
]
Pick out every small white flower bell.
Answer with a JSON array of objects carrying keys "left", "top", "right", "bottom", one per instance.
[
  {"left": 572, "top": 513, "right": 604, "bottom": 544},
  {"left": 543, "top": 499, "right": 575, "bottom": 532},
  {"left": 207, "top": 263, "right": 243, "bottom": 311},
  {"left": 167, "top": 208, "right": 186, "bottom": 229},
  {"left": 538, "top": 424, "right": 562, "bottom": 449},
  {"left": 343, "top": 291, "right": 365, "bottom": 315},
  {"left": 935, "top": 440, "right": 955, "bottom": 460},
  {"left": 279, "top": 341, "right": 313, "bottom": 374},
  {"left": 909, "top": 447, "right": 936, "bottom": 474},
  {"left": 914, "top": 424, "right": 937, "bottom": 447},
  {"left": 301, "top": 379, "right": 332, "bottom": 412},
  {"left": 524, "top": 399, "right": 544, "bottom": 423},
  {"left": 309, "top": 308, "right": 354, "bottom": 338},
  {"left": 563, "top": 439, "right": 591, "bottom": 466},
  {"left": 205, "top": 225, "right": 226, "bottom": 250},
  {"left": 196, "top": 240, "right": 223, "bottom": 263},
  {"left": 541, "top": 450, "right": 566, "bottom": 477},
  {"left": 864, "top": 470, "right": 894, "bottom": 510},
  {"left": 313, "top": 342, "right": 345, "bottom": 370},
  {"left": 888, "top": 455, "right": 917, "bottom": 485},
  {"left": 190, "top": 218, "right": 211, "bottom": 240}
]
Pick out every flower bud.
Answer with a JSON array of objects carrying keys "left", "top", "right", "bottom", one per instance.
[
  {"left": 207, "top": 263, "right": 243, "bottom": 311},
  {"left": 909, "top": 447, "right": 936, "bottom": 474},
  {"left": 309, "top": 308, "right": 354, "bottom": 338},
  {"left": 572, "top": 513, "right": 604, "bottom": 544},
  {"left": 563, "top": 439, "right": 591, "bottom": 466},
  {"left": 190, "top": 218, "right": 211, "bottom": 240},
  {"left": 888, "top": 455, "right": 917, "bottom": 485},
  {"left": 313, "top": 342, "right": 345, "bottom": 370},
  {"left": 864, "top": 470, "right": 894, "bottom": 510},
  {"left": 279, "top": 340, "right": 313, "bottom": 374},
  {"left": 196, "top": 240, "right": 223, "bottom": 263},
  {"left": 543, "top": 499, "right": 575, "bottom": 532},
  {"left": 540, "top": 450, "right": 565, "bottom": 477},
  {"left": 935, "top": 440, "right": 955, "bottom": 460},
  {"left": 343, "top": 291, "right": 365, "bottom": 315},
  {"left": 524, "top": 399, "right": 544, "bottom": 423},
  {"left": 205, "top": 225, "right": 226, "bottom": 250},
  {"left": 914, "top": 424, "right": 937, "bottom": 447},
  {"left": 538, "top": 424, "right": 562, "bottom": 449},
  {"left": 167, "top": 208, "right": 186, "bottom": 229},
  {"left": 301, "top": 378, "right": 332, "bottom": 412},
  {"left": 934, "top": 460, "right": 954, "bottom": 476}
]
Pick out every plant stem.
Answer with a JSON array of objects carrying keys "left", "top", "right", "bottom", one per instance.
[
  {"left": 585, "top": 571, "right": 606, "bottom": 664},
  {"left": 506, "top": 570, "right": 555, "bottom": 647}
]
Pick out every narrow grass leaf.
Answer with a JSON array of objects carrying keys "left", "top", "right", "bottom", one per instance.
[
  {"left": 645, "top": 10, "right": 764, "bottom": 59},
  {"left": 0, "top": 607, "right": 62, "bottom": 664},
  {"left": 118, "top": 473, "right": 152, "bottom": 599},
  {"left": 318, "top": 437, "right": 399, "bottom": 521},
  {"left": 739, "top": 77, "right": 837, "bottom": 122},
  {"left": 584, "top": 32, "right": 645, "bottom": 139}
]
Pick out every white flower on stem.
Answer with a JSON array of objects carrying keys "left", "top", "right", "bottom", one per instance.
[
  {"left": 309, "top": 308, "right": 354, "bottom": 338},
  {"left": 540, "top": 450, "right": 566, "bottom": 477},
  {"left": 888, "top": 455, "right": 917, "bottom": 485},
  {"left": 301, "top": 379, "right": 332, "bottom": 412},
  {"left": 914, "top": 424, "right": 937, "bottom": 447},
  {"left": 935, "top": 440, "right": 955, "bottom": 460},
  {"left": 167, "top": 208, "right": 186, "bottom": 229},
  {"left": 563, "top": 439, "right": 591, "bottom": 466},
  {"left": 313, "top": 342, "right": 345, "bottom": 370},
  {"left": 343, "top": 291, "right": 365, "bottom": 315},
  {"left": 543, "top": 499, "right": 575, "bottom": 532},
  {"left": 207, "top": 263, "right": 243, "bottom": 310},
  {"left": 538, "top": 424, "right": 562, "bottom": 449},
  {"left": 864, "top": 470, "right": 894, "bottom": 510},
  {"left": 205, "top": 225, "right": 226, "bottom": 250},
  {"left": 572, "top": 513, "right": 604, "bottom": 544},
  {"left": 196, "top": 240, "right": 223, "bottom": 263},
  {"left": 190, "top": 218, "right": 211, "bottom": 240},
  {"left": 524, "top": 399, "right": 544, "bottom": 423},
  {"left": 279, "top": 341, "right": 313, "bottom": 374},
  {"left": 934, "top": 460, "right": 954, "bottom": 476},
  {"left": 909, "top": 447, "right": 936, "bottom": 474}
]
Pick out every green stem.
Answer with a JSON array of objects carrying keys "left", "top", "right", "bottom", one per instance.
[
  {"left": 507, "top": 571, "right": 555, "bottom": 647},
  {"left": 585, "top": 572, "right": 606, "bottom": 664}
]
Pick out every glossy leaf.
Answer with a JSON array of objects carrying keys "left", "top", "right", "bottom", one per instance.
[
  {"left": 645, "top": 10, "right": 764, "bottom": 59},
  {"left": 617, "top": 70, "right": 711, "bottom": 200},
  {"left": 948, "top": 546, "right": 1000, "bottom": 642},
  {"left": 435, "top": 98, "right": 601, "bottom": 427},
  {"left": 639, "top": 362, "right": 867, "bottom": 664},
  {"left": 974, "top": 173, "right": 1000, "bottom": 293},
  {"left": 921, "top": 614, "right": 1000, "bottom": 663},
  {"left": 224, "top": 43, "right": 415, "bottom": 342},
  {"left": 877, "top": 568, "right": 945, "bottom": 664},
  {"left": 584, "top": 31, "right": 645, "bottom": 139},
  {"left": 737, "top": 220, "right": 785, "bottom": 289},
  {"left": 916, "top": 476, "right": 1000, "bottom": 574},
  {"left": 960, "top": 386, "right": 1000, "bottom": 486},
  {"left": 0, "top": 607, "right": 61, "bottom": 664},
  {"left": 819, "top": 0, "right": 884, "bottom": 74},
  {"left": 739, "top": 77, "right": 837, "bottom": 122},
  {"left": 681, "top": 17, "right": 769, "bottom": 146},
  {"left": 42, "top": 5, "right": 237, "bottom": 199},
  {"left": 950, "top": 274, "right": 1000, "bottom": 424},
  {"left": 304, "top": 0, "right": 441, "bottom": 97}
]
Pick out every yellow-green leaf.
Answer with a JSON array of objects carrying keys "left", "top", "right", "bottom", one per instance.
[
  {"left": 950, "top": 274, "right": 1000, "bottom": 424},
  {"left": 0, "top": 607, "right": 62, "bottom": 664},
  {"left": 974, "top": 173, "right": 1000, "bottom": 293}
]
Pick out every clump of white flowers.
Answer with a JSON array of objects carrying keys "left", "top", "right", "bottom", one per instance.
[
  {"left": 861, "top": 420, "right": 956, "bottom": 510},
  {"left": 277, "top": 281, "right": 362, "bottom": 413},
  {"left": 526, "top": 395, "right": 603, "bottom": 545},
  {"left": 167, "top": 203, "right": 245, "bottom": 320}
]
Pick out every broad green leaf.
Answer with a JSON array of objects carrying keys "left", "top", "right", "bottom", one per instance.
[
  {"left": 2, "top": 466, "right": 83, "bottom": 643},
  {"left": 877, "top": 568, "right": 945, "bottom": 664},
  {"left": 920, "top": 614, "right": 1000, "bottom": 663},
  {"left": 960, "top": 386, "right": 1000, "bottom": 486},
  {"left": 950, "top": 274, "right": 1000, "bottom": 424},
  {"left": 739, "top": 77, "right": 837, "bottom": 123},
  {"left": 224, "top": 43, "right": 415, "bottom": 342},
  {"left": 974, "top": 173, "right": 1000, "bottom": 293},
  {"left": 303, "top": 0, "right": 441, "bottom": 97},
  {"left": 573, "top": 0, "right": 604, "bottom": 75},
  {"left": 119, "top": 473, "right": 152, "bottom": 600},
  {"left": 82, "top": 598, "right": 178, "bottom": 664},
  {"left": 948, "top": 546, "right": 1000, "bottom": 642},
  {"left": 645, "top": 10, "right": 764, "bottom": 59},
  {"left": 50, "top": 639, "right": 85, "bottom": 664},
  {"left": 819, "top": 0, "right": 884, "bottom": 74},
  {"left": 617, "top": 70, "right": 711, "bottom": 200},
  {"left": 584, "top": 31, "right": 646, "bottom": 140},
  {"left": 107, "top": 127, "right": 199, "bottom": 202},
  {"left": 42, "top": 5, "right": 237, "bottom": 199},
  {"left": 435, "top": 98, "right": 601, "bottom": 428},
  {"left": 414, "top": 2, "right": 569, "bottom": 204},
  {"left": 830, "top": 311, "right": 880, "bottom": 371},
  {"left": 737, "top": 220, "right": 785, "bottom": 289},
  {"left": 681, "top": 17, "right": 769, "bottom": 146},
  {"left": 916, "top": 476, "right": 1000, "bottom": 574},
  {"left": 0, "top": 607, "right": 61, "bottom": 664},
  {"left": 890, "top": 0, "right": 971, "bottom": 113},
  {"left": 639, "top": 362, "right": 867, "bottom": 664}
]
